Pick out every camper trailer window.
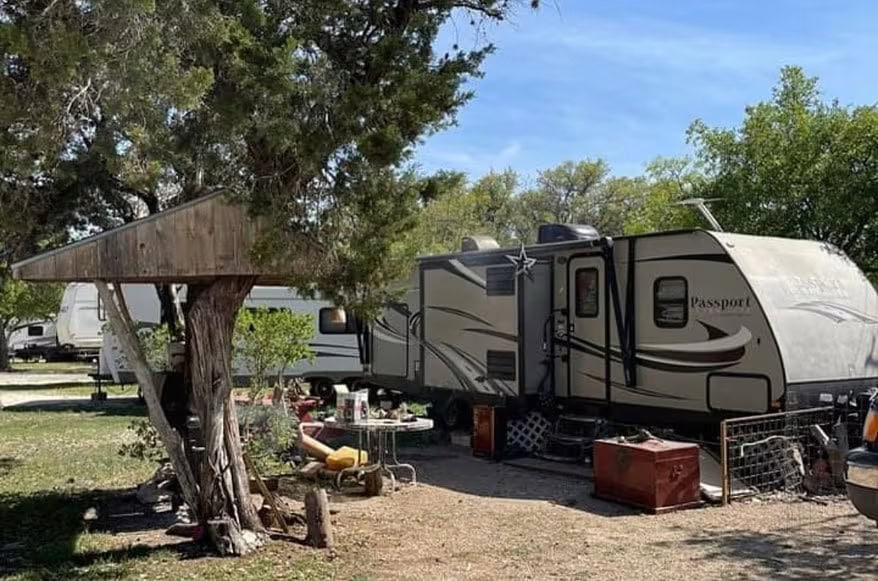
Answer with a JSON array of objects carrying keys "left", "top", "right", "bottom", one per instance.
[
  {"left": 486, "top": 266, "right": 516, "bottom": 296},
  {"left": 27, "top": 325, "right": 44, "bottom": 337},
  {"left": 318, "top": 308, "right": 360, "bottom": 334},
  {"left": 575, "top": 268, "right": 599, "bottom": 317},
  {"left": 654, "top": 277, "right": 688, "bottom": 328}
]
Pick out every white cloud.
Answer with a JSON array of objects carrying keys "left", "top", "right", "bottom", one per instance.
[
  {"left": 422, "top": 139, "right": 522, "bottom": 173},
  {"left": 517, "top": 15, "right": 840, "bottom": 76}
]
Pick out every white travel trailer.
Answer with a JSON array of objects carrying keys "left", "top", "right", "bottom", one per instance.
[
  {"left": 367, "top": 226, "right": 878, "bottom": 426},
  {"left": 8, "top": 320, "right": 58, "bottom": 361},
  {"left": 100, "top": 285, "right": 362, "bottom": 392},
  {"left": 56, "top": 283, "right": 158, "bottom": 360}
]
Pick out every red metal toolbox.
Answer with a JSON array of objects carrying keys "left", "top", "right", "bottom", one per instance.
[{"left": 593, "top": 437, "right": 701, "bottom": 513}]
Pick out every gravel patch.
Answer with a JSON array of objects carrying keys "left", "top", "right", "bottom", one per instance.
[{"left": 329, "top": 447, "right": 877, "bottom": 580}]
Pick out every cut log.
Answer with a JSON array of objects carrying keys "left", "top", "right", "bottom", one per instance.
[
  {"left": 304, "top": 488, "right": 334, "bottom": 549},
  {"left": 364, "top": 468, "right": 384, "bottom": 497},
  {"left": 300, "top": 433, "right": 335, "bottom": 461}
]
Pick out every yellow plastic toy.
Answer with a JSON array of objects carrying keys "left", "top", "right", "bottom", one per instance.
[{"left": 325, "top": 446, "right": 369, "bottom": 470}]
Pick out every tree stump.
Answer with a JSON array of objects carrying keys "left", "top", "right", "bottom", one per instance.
[
  {"left": 364, "top": 468, "right": 384, "bottom": 497},
  {"left": 304, "top": 488, "right": 334, "bottom": 549}
]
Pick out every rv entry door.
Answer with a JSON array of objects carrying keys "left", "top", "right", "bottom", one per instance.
[{"left": 567, "top": 256, "right": 607, "bottom": 402}]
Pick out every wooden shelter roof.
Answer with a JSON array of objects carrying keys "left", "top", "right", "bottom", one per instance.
[{"left": 12, "top": 192, "right": 291, "bottom": 284}]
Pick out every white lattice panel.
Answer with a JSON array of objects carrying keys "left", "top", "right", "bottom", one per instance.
[{"left": 506, "top": 411, "right": 552, "bottom": 452}]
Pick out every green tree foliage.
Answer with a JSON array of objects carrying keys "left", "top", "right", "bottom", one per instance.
[
  {"left": 506, "top": 160, "right": 642, "bottom": 242},
  {"left": 410, "top": 169, "right": 518, "bottom": 253},
  {"left": 137, "top": 324, "right": 173, "bottom": 372},
  {"left": 624, "top": 157, "right": 705, "bottom": 235},
  {"left": 409, "top": 160, "right": 646, "bottom": 254},
  {"left": 1, "top": 1, "right": 530, "bottom": 317},
  {"left": 689, "top": 66, "right": 878, "bottom": 276},
  {"left": 509, "top": 160, "right": 608, "bottom": 241},
  {"left": 233, "top": 307, "right": 315, "bottom": 400},
  {"left": 0, "top": 279, "right": 64, "bottom": 369},
  {"left": 1, "top": 1, "right": 531, "bottom": 554}
]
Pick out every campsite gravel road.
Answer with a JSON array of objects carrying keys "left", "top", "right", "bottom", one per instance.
[{"left": 330, "top": 448, "right": 877, "bottom": 580}]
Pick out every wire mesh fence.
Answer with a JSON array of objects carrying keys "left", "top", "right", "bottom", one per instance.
[{"left": 720, "top": 407, "right": 859, "bottom": 504}]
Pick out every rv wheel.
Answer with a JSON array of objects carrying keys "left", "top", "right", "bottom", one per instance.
[
  {"left": 311, "top": 380, "right": 335, "bottom": 400},
  {"left": 442, "top": 398, "right": 471, "bottom": 431}
]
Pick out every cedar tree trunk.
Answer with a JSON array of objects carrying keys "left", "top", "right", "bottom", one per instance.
[
  {"left": 0, "top": 326, "right": 9, "bottom": 371},
  {"left": 185, "top": 276, "right": 264, "bottom": 555},
  {"left": 94, "top": 282, "right": 201, "bottom": 515}
]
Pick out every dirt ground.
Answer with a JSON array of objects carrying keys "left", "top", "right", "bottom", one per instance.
[
  {"left": 4, "top": 389, "right": 873, "bottom": 579},
  {"left": 324, "top": 447, "right": 877, "bottom": 581}
]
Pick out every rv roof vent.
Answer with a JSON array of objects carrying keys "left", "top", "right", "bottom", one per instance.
[
  {"left": 537, "top": 223, "right": 600, "bottom": 244},
  {"left": 461, "top": 235, "right": 500, "bottom": 252}
]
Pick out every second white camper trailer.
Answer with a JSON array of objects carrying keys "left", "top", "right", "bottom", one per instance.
[
  {"left": 367, "top": 226, "right": 878, "bottom": 426},
  {"left": 7, "top": 320, "right": 58, "bottom": 361},
  {"left": 99, "top": 285, "right": 362, "bottom": 392}
]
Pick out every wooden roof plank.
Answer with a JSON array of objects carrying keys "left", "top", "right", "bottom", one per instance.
[{"left": 11, "top": 193, "right": 298, "bottom": 284}]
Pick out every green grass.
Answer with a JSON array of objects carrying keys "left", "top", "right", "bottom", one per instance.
[
  {"left": 9, "top": 361, "right": 96, "bottom": 374},
  {"left": 0, "top": 402, "right": 335, "bottom": 580}
]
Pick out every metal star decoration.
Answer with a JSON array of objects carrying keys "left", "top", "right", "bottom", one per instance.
[{"left": 506, "top": 243, "right": 537, "bottom": 277}]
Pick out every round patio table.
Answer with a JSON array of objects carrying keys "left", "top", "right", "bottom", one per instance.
[{"left": 320, "top": 417, "right": 434, "bottom": 490}]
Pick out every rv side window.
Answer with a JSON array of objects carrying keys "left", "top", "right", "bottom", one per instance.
[
  {"left": 27, "top": 325, "right": 44, "bottom": 337},
  {"left": 318, "top": 308, "right": 360, "bottom": 334},
  {"left": 654, "top": 277, "right": 688, "bottom": 328},
  {"left": 486, "top": 266, "right": 516, "bottom": 296},
  {"left": 575, "top": 268, "right": 599, "bottom": 317}
]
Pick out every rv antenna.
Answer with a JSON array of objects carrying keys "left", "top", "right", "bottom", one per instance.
[{"left": 677, "top": 198, "right": 724, "bottom": 232}]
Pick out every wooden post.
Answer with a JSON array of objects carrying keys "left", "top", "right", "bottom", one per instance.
[
  {"left": 720, "top": 419, "right": 729, "bottom": 506},
  {"left": 304, "top": 488, "right": 334, "bottom": 549}
]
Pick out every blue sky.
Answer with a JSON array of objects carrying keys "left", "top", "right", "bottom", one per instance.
[{"left": 415, "top": 0, "right": 878, "bottom": 181}]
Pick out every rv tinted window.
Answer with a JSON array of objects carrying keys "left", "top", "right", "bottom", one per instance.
[
  {"left": 318, "top": 308, "right": 360, "bottom": 334},
  {"left": 27, "top": 325, "right": 44, "bottom": 337},
  {"left": 575, "top": 268, "right": 599, "bottom": 317},
  {"left": 654, "top": 277, "right": 688, "bottom": 328},
  {"left": 486, "top": 266, "right": 516, "bottom": 296}
]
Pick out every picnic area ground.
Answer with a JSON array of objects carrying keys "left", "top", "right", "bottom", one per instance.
[{"left": 1, "top": 373, "right": 875, "bottom": 580}]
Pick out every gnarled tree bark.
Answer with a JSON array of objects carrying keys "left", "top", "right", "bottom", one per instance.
[
  {"left": 185, "top": 276, "right": 265, "bottom": 555},
  {"left": 99, "top": 277, "right": 266, "bottom": 556},
  {"left": 94, "top": 281, "right": 201, "bottom": 514},
  {"left": 0, "top": 326, "right": 10, "bottom": 371}
]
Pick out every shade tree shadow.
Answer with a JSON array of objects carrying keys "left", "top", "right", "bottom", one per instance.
[
  {"left": 400, "top": 446, "right": 637, "bottom": 518},
  {"left": 2, "top": 398, "right": 145, "bottom": 417},
  {"left": 0, "top": 487, "right": 199, "bottom": 579},
  {"left": 651, "top": 513, "right": 878, "bottom": 579}
]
